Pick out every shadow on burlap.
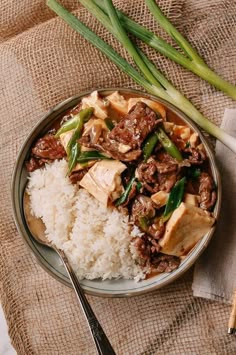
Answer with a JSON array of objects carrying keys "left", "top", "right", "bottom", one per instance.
[{"left": 0, "top": 1, "right": 235, "bottom": 354}]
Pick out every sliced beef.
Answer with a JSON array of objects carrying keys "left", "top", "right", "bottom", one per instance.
[
  {"left": 136, "top": 155, "right": 180, "bottom": 193},
  {"left": 26, "top": 157, "right": 51, "bottom": 172},
  {"left": 151, "top": 254, "right": 180, "bottom": 273},
  {"left": 199, "top": 172, "right": 217, "bottom": 210},
  {"left": 184, "top": 147, "right": 207, "bottom": 165},
  {"left": 69, "top": 169, "right": 89, "bottom": 184},
  {"left": 79, "top": 131, "right": 141, "bottom": 161},
  {"left": 132, "top": 195, "right": 156, "bottom": 223},
  {"left": 109, "top": 102, "right": 160, "bottom": 149},
  {"left": 26, "top": 134, "right": 66, "bottom": 172},
  {"left": 148, "top": 222, "right": 165, "bottom": 240},
  {"left": 132, "top": 195, "right": 165, "bottom": 239},
  {"left": 157, "top": 172, "right": 177, "bottom": 192},
  {"left": 79, "top": 102, "right": 160, "bottom": 161},
  {"left": 134, "top": 234, "right": 161, "bottom": 261},
  {"left": 134, "top": 235, "right": 152, "bottom": 261},
  {"left": 134, "top": 235, "right": 180, "bottom": 273},
  {"left": 32, "top": 134, "right": 66, "bottom": 160}
]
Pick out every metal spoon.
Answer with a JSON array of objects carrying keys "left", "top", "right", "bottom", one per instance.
[{"left": 23, "top": 192, "right": 116, "bottom": 355}]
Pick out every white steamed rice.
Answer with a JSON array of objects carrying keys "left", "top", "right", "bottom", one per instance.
[{"left": 27, "top": 159, "right": 147, "bottom": 281}]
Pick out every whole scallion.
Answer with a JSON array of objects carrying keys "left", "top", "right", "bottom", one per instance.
[
  {"left": 46, "top": 0, "right": 236, "bottom": 154},
  {"left": 94, "top": 0, "right": 236, "bottom": 100}
]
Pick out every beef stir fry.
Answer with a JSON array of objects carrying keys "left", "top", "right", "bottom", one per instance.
[{"left": 26, "top": 90, "right": 216, "bottom": 276}]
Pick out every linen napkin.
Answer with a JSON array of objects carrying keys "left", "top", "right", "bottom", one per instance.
[{"left": 192, "top": 109, "right": 236, "bottom": 304}]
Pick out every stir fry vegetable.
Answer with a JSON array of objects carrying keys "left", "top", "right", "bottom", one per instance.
[
  {"left": 55, "top": 107, "right": 93, "bottom": 139},
  {"left": 156, "top": 128, "right": 183, "bottom": 161},
  {"left": 56, "top": 107, "right": 93, "bottom": 173},
  {"left": 187, "top": 167, "right": 201, "bottom": 180},
  {"left": 46, "top": 0, "right": 236, "bottom": 154},
  {"left": 104, "top": 117, "right": 115, "bottom": 130},
  {"left": 77, "top": 151, "right": 111, "bottom": 163},
  {"left": 143, "top": 128, "right": 182, "bottom": 162},
  {"left": 55, "top": 115, "right": 78, "bottom": 138},
  {"left": 68, "top": 142, "right": 80, "bottom": 174},
  {"left": 115, "top": 175, "right": 136, "bottom": 206},
  {"left": 143, "top": 133, "right": 159, "bottom": 162},
  {"left": 163, "top": 177, "right": 186, "bottom": 221}
]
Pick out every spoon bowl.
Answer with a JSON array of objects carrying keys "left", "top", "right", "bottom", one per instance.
[{"left": 23, "top": 189, "right": 116, "bottom": 355}]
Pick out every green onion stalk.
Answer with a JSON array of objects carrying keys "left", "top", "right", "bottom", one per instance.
[
  {"left": 46, "top": 0, "right": 236, "bottom": 154},
  {"left": 93, "top": 0, "right": 236, "bottom": 100},
  {"left": 163, "top": 177, "right": 186, "bottom": 222}
]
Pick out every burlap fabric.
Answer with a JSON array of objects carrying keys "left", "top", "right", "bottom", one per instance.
[{"left": 0, "top": 0, "right": 235, "bottom": 353}]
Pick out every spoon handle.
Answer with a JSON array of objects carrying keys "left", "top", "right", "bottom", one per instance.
[{"left": 58, "top": 249, "right": 116, "bottom": 355}]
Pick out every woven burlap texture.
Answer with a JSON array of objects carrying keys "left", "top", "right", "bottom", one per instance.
[{"left": 0, "top": 0, "right": 235, "bottom": 354}]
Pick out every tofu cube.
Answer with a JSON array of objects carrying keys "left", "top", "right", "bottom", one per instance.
[
  {"left": 79, "top": 160, "right": 127, "bottom": 206},
  {"left": 151, "top": 191, "right": 169, "bottom": 208},
  {"left": 173, "top": 125, "right": 191, "bottom": 141},
  {"left": 106, "top": 91, "right": 128, "bottom": 114},
  {"left": 118, "top": 143, "right": 132, "bottom": 153},
  {"left": 163, "top": 121, "right": 174, "bottom": 133},
  {"left": 81, "top": 91, "right": 108, "bottom": 119},
  {"left": 183, "top": 193, "right": 199, "bottom": 207},
  {"left": 159, "top": 202, "right": 215, "bottom": 256},
  {"left": 59, "top": 130, "right": 73, "bottom": 151},
  {"left": 189, "top": 132, "right": 199, "bottom": 148}
]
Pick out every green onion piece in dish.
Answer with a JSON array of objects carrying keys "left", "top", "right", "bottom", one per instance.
[
  {"left": 156, "top": 128, "right": 183, "bottom": 161},
  {"left": 143, "top": 133, "right": 159, "bottom": 162},
  {"left": 77, "top": 151, "right": 111, "bottom": 163},
  {"left": 163, "top": 177, "right": 186, "bottom": 222},
  {"left": 55, "top": 107, "right": 93, "bottom": 138},
  {"left": 116, "top": 175, "right": 136, "bottom": 206},
  {"left": 66, "top": 108, "right": 93, "bottom": 174},
  {"left": 187, "top": 167, "right": 201, "bottom": 180},
  {"left": 104, "top": 117, "right": 115, "bottom": 130},
  {"left": 67, "top": 142, "right": 80, "bottom": 175},
  {"left": 55, "top": 115, "right": 78, "bottom": 138},
  {"left": 66, "top": 108, "right": 93, "bottom": 154},
  {"left": 136, "top": 181, "right": 142, "bottom": 192},
  {"left": 46, "top": 0, "right": 236, "bottom": 154},
  {"left": 138, "top": 216, "right": 149, "bottom": 232}
]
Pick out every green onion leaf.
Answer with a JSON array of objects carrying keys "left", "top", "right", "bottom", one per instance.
[
  {"left": 116, "top": 175, "right": 136, "bottom": 206},
  {"left": 156, "top": 128, "right": 183, "bottom": 161},
  {"left": 163, "top": 177, "right": 186, "bottom": 221},
  {"left": 67, "top": 142, "right": 80, "bottom": 175},
  {"left": 104, "top": 117, "right": 115, "bottom": 130},
  {"left": 94, "top": 0, "right": 236, "bottom": 99},
  {"left": 143, "top": 132, "right": 159, "bottom": 162},
  {"left": 66, "top": 108, "right": 93, "bottom": 155},
  {"left": 55, "top": 115, "right": 78, "bottom": 138},
  {"left": 77, "top": 151, "right": 111, "bottom": 163}
]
